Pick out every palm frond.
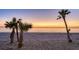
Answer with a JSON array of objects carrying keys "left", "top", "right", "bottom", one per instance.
[
  {"left": 66, "top": 11, "right": 71, "bottom": 15},
  {"left": 57, "top": 15, "right": 61, "bottom": 20},
  {"left": 5, "top": 20, "right": 17, "bottom": 29},
  {"left": 58, "top": 9, "right": 71, "bottom": 18},
  {"left": 58, "top": 11, "right": 62, "bottom": 15},
  {"left": 19, "top": 23, "right": 32, "bottom": 31},
  {"left": 5, "top": 21, "right": 11, "bottom": 28},
  {"left": 65, "top": 9, "right": 68, "bottom": 13}
]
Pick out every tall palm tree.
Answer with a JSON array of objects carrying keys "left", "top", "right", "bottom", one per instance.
[
  {"left": 18, "top": 19, "right": 32, "bottom": 48},
  {"left": 5, "top": 17, "right": 17, "bottom": 44},
  {"left": 5, "top": 17, "right": 20, "bottom": 43},
  {"left": 57, "top": 9, "right": 72, "bottom": 43}
]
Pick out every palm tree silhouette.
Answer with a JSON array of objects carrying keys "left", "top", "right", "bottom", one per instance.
[
  {"left": 5, "top": 17, "right": 17, "bottom": 44},
  {"left": 18, "top": 19, "right": 32, "bottom": 48},
  {"left": 5, "top": 18, "right": 32, "bottom": 48},
  {"left": 57, "top": 9, "right": 72, "bottom": 43}
]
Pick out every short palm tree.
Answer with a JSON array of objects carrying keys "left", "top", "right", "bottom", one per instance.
[
  {"left": 18, "top": 19, "right": 32, "bottom": 48},
  {"left": 5, "top": 17, "right": 17, "bottom": 44},
  {"left": 57, "top": 9, "right": 72, "bottom": 43}
]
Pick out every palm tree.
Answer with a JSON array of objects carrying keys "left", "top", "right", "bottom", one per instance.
[
  {"left": 18, "top": 19, "right": 32, "bottom": 48},
  {"left": 5, "top": 17, "right": 17, "bottom": 44},
  {"left": 5, "top": 17, "right": 20, "bottom": 44},
  {"left": 57, "top": 9, "right": 72, "bottom": 43}
]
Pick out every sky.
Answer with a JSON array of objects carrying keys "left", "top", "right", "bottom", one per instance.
[{"left": 0, "top": 9, "right": 79, "bottom": 32}]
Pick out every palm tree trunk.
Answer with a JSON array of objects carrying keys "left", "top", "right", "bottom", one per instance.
[
  {"left": 10, "top": 28, "right": 15, "bottom": 44},
  {"left": 16, "top": 27, "right": 19, "bottom": 42},
  {"left": 63, "top": 17, "right": 72, "bottom": 43},
  {"left": 18, "top": 30, "right": 23, "bottom": 48}
]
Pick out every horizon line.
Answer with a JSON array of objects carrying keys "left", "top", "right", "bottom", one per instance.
[{"left": 0, "top": 26, "right": 79, "bottom": 28}]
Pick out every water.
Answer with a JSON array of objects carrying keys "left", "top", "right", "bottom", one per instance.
[
  {"left": 0, "top": 27, "right": 79, "bottom": 41},
  {"left": 29, "top": 28, "right": 79, "bottom": 33},
  {"left": 0, "top": 32, "right": 79, "bottom": 42},
  {"left": 0, "top": 32, "right": 10, "bottom": 41},
  {"left": 0, "top": 27, "right": 79, "bottom": 33}
]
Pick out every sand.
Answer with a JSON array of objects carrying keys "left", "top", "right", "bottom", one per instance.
[{"left": 0, "top": 40, "right": 79, "bottom": 50}]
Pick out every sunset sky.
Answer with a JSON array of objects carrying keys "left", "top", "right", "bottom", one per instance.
[{"left": 0, "top": 9, "right": 79, "bottom": 32}]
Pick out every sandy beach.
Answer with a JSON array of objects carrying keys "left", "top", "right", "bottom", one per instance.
[{"left": 0, "top": 32, "right": 79, "bottom": 50}]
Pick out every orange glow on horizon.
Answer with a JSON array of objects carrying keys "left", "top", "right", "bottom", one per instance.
[
  {"left": 0, "top": 19, "right": 79, "bottom": 28},
  {"left": 22, "top": 18, "right": 79, "bottom": 28},
  {"left": 32, "top": 20, "right": 79, "bottom": 28}
]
